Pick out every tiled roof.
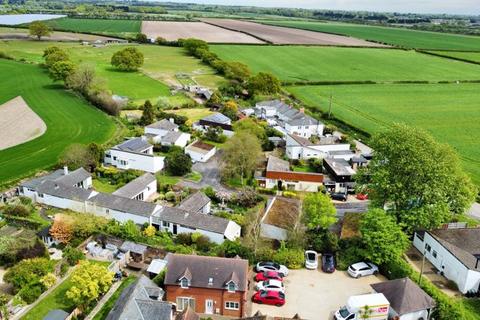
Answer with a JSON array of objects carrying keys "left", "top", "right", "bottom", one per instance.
[
  {"left": 36, "top": 180, "right": 95, "bottom": 202},
  {"left": 161, "top": 131, "right": 184, "bottom": 144},
  {"left": 90, "top": 193, "right": 158, "bottom": 217},
  {"left": 116, "top": 137, "right": 152, "bottom": 153},
  {"left": 55, "top": 167, "right": 91, "bottom": 187},
  {"left": 165, "top": 254, "right": 248, "bottom": 291},
  {"left": 146, "top": 119, "right": 178, "bottom": 131},
  {"left": 178, "top": 191, "right": 211, "bottom": 213},
  {"left": 202, "top": 112, "right": 231, "bottom": 124},
  {"left": 113, "top": 173, "right": 156, "bottom": 199}
]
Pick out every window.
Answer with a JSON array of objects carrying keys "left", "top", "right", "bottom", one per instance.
[
  {"left": 425, "top": 244, "right": 432, "bottom": 253},
  {"left": 227, "top": 282, "right": 236, "bottom": 292},
  {"left": 162, "top": 221, "right": 170, "bottom": 227},
  {"left": 225, "top": 301, "right": 239, "bottom": 310},
  {"left": 176, "top": 297, "right": 195, "bottom": 311},
  {"left": 432, "top": 250, "right": 438, "bottom": 258},
  {"left": 106, "top": 209, "right": 110, "bottom": 214},
  {"left": 38, "top": 193, "right": 44, "bottom": 198},
  {"left": 180, "top": 278, "right": 189, "bottom": 288},
  {"left": 105, "top": 154, "right": 111, "bottom": 158},
  {"left": 113, "top": 156, "right": 117, "bottom": 161}
]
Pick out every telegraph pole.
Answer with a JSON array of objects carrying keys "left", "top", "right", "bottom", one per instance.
[{"left": 328, "top": 93, "right": 333, "bottom": 119}]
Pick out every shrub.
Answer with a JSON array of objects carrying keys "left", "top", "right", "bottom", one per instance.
[
  {"left": 3, "top": 258, "right": 55, "bottom": 293},
  {"left": 282, "top": 191, "right": 298, "bottom": 198},
  {"left": 272, "top": 244, "right": 304, "bottom": 269},
  {"left": 153, "top": 268, "right": 167, "bottom": 286},
  {"left": 18, "top": 282, "right": 43, "bottom": 304},
  {"left": 63, "top": 246, "right": 85, "bottom": 266},
  {"left": 3, "top": 205, "right": 30, "bottom": 217},
  {"left": 194, "top": 235, "right": 213, "bottom": 252},
  {"left": 165, "top": 191, "right": 176, "bottom": 202},
  {"left": 175, "top": 233, "right": 193, "bottom": 246},
  {"left": 337, "top": 238, "right": 365, "bottom": 270},
  {"left": 60, "top": 262, "right": 69, "bottom": 277},
  {"left": 18, "top": 196, "right": 33, "bottom": 206}
]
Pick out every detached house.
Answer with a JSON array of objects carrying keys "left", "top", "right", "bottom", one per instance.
[
  {"left": 105, "top": 137, "right": 165, "bottom": 173},
  {"left": 285, "top": 134, "right": 350, "bottom": 160},
  {"left": 185, "top": 141, "right": 216, "bottom": 163},
  {"left": 413, "top": 228, "right": 480, "bottom": 294},
  {"left": 145, "top": 119, "right": 191, "bottom": 148},
  {"left": 194, "top": 113, "right": 234, "bottom": 137},
  {"left": 165, "top": 254, "right": 248, "bottom": 317},
  {"left": 323, "top": 157, "right": 356, "bottom": 193}
]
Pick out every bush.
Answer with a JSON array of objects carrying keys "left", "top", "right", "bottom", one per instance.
[
  {"left": 165, "top": 191, "right": 176, "bottom": 202},
  {"left": 18, "top": 196, "right": 33, "bottom": 206},
  {"left": 63, "top": 246, "right": 85, "bottom": 266},
  {"left": 18, "top": 282, "right": 43, "bottom": 304},
  {"left": 4, "top": 258, "right": 55, "bottom": 293},
  {"left": 282, "top": 191, "right": 298, "bottom": 198},
  {"left": 175, "top": 233, "right": 193, "bottom": 246},
  {"left": 153, "top": 268, "right": 167, "bottom": 286},
  {"left": 337, "top": 238, "right": 365, "bottom": 270},
  {"left": 272, "top": 244, "right": 304, "bottom": 269},
  {"left": 256, "top": 187, "right": 276, "bottom": 195},
  {"left": 193, "top": 234, "right": 214, "bottom": 252},
  {"left": 3, "top": 205, "right": 30, "bottom": 217},
  {"left": 60, "top": 262, "right": 69, "bottom": 277}
]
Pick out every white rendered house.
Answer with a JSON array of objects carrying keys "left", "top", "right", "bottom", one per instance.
[{"left": 185, "top": 140, "right": 216, "bottom": 163}]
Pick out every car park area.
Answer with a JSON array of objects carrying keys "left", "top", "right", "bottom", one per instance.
[{"left": 249, "top": 268, "right": 384, "bottom": 319}]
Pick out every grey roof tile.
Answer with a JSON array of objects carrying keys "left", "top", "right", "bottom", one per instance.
[
  {"left": 36, "top": 180, "right": 94, "bottom": 201},
  {"left": 202, "top": 113, "right": 231, "bottom": 124},
  {"left": 90, "top": 192, "right": 158, "bottom": 217},
  {"left": 116, "top": 137, "right": 152, "bottom": 153},
  {"left": 55, "top": 167, "right": 91, "bottom": 187},
  {"left": 178, "top": 191, "right": 211, "bottom": 213},
  {"left": 161, "top": 131, "right": 184, "bottom": 144},
  {"left": 146, "top": 119, "right": 178, "bottom": 131},
  {"left": 113, "top": 173, "right": 156, "bottom": 199}
]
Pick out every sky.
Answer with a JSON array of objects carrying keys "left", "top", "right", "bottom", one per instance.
[{"left": 164, "top": 0, "right": 480, "bottom": 15}]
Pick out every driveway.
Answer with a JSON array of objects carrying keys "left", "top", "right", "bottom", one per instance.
[
  {"left": 249, "top": 268, "right": 384, "bottom": 320},
  {"left": 177, "top": 152, "right": 234, "bottom": 194}
]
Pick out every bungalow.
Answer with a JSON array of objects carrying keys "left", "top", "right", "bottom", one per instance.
[
  {"left": 261, "top": 196, "right": 301, "bottom": 241},
  {"left": 106, "top": 275, "right": 173, "bottom": 320},
  {"left": 371, "top": 278, "right": 435, "bottom": 320},
  {"left": 178, "top": 191, "right": 212, "bottom": 214},
  {"left": 257, "top": 155, "right": 323, "bottom": 192},
  {"left": 145, "top": 119, "right": 191, "bottom": 148},
  {"left": 285, "top": 133, "right": 350, "bottom": 160},
  {"left": 165, "top": 254, "right": 248, "bottom": 317},
  {"left": 185, "top": 141, "right": 216, "bottom": 163},
  {"left": 323, "top": 157, "right": 356, "bottom": 194},
  {"left": 104, "top": 137, "right": 165, "bottom": 173},
  {"left": 413, "top": 228, "right": 480, "bottom": 294},
  {"left": 194, "top": 113, "right": 234, "bottom": 137},
  {"left": 112, "top": 173, "right": 157, "bottom": 201}
]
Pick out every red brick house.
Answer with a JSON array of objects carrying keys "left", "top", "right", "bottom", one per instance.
[{"left": 165, "top": 254, "right": 248, "bottom": 317}]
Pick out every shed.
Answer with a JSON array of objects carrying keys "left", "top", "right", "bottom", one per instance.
[
  {"left": 147, "top": 259, "right": 168, "bottom": 276},
  {"left": 120, "top": 241, "right": 148, "bottom": 262}
]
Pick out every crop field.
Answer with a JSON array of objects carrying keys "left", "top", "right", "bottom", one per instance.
[
  {"left": 0, "top": 41, "right": 224, "bottom": 103},
  {"left": 45, "top": 17, "right": 141, "bottom": 37},
  {"left": 427, "top": 51, "right": 480, "bottom": 64},
  {"left": 0, "top": 59, "right": 116, "bottom": 187},
  {"left": 202, "top": 18, "right": 386, "bottom": 46},
  {"left": 211, "top": 45, "right": 480, "bottom": 83},
  {"left": 259, "top": 20, "right": 480, "bottom": 51},
  {"left": 287, "top": 83, "right": 480, "bottom": 184}
]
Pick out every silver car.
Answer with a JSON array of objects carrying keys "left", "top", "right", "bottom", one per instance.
[
  {"left": 305, "top": 250, "right": 318, "bottom": 270},
  {"left": 256, "top": 261, "right": 289, "bottom": 277},
  {"left": 347, "top": 262, "right": 379, "bottom": 278}
]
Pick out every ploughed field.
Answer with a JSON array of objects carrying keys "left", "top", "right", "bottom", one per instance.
[
  {"left": 210, "top": 45, "right": 480, "bottom": 83},
  {"left": 0, "top": 41, "right": 224, "bottom": 103},
  {"left": 0, "top": 59, "right": 116, "bottom": 187},
  {"left": 259, "top": 20, "right": 480, "bottom": 51},
  {"left": 287, "top": 83, "right": 480, "bottom": 184},
  {"left": 202, "top": 18, "right": 386, "bottom": 46},
  {"left": 45, "top": 17, "right": 141, "bottom": 37}
]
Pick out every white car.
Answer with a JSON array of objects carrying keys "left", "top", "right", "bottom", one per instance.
[
  {"left": 347, "top": 262, "right": 379, "bottom": 278},
  {"left": 305, "top": 250, "right": 318, "bottom": 270},
  {"left": 255, "top": 279, "right": 285, "bottom": 292},
  {"left": 256, "top": 262, "right": 289, "bottom": 277}
]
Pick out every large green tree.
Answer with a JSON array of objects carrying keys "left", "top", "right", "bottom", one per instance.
[
  {"left": 140, "top": 100, "right": 155, "bottom": 125},
  {"left": 222, "top": 132, "right": 262, "bottom": 185},
  {"left": 359, "top": 208, "right": 409, "bottom": 265},
  {"left": 302, "top": 192, "right": 337, "bottom": 230},
  {"left": 29, "top": 21, "right": 51, "bottom": 40},
  {"left": 248, "top": 72, "right": 282, "bottom": 95},
  {"left": 49, "top": 60, "right": 76, "bottom": 82},
  {"left": 165, "top": 150, "right": 192, "bottom": 176},
  {"left": 111, "top": 47, "right": 144, "bottom": 71},
  {"left": 66, "top": 261, "right": 113, "bottom": 311},
  {"left": 224, "top": 62, "right": 251, "bottom": 82},
  {"left": 357, "top": 124, "right": 476, "bottom": 233}
]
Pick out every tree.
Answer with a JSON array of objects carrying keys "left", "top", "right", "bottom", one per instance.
[
  {"left": 356, "top": 124, "right": 477, "bottom": 233},
  {"left": 66, "top": 261, "right": 113, "bottom": 311},
  {"left": 220, "top": 100, "right": 238, "bottom": 120},
  {"left": 165, "top": 150, "right": 192, "bottom": 176},
  {"left": 224, "top": 61, "right": 251, "bottom": 82},
  {"left": 29, "top": 21, "right": 51, "bottom": 40},
  {"left": 49, "top": 60, "right": 76, "bottom": 82},
  {"left": 143, "top": 225, "right": 157, "bottom": 237},
  {"left": 3, "top": 258, "right": 55, "bottom": 293},
  {"left": 359, "top": 208, "right": 409, "bottom": 265},
  {"left": 135, "top": 33, "right": 149, "bottom": 43},
  {"left": 180, "top": 38, "right": 209, "bottom": 55},
  {"left": 222, "top": 131, "right": 262, "bottom": 185},
  {"left": 140, "top": 100, "right": 155, "bottom": 125},
  {"left": 65, "top": 64, "right": 96, "bottom": 94},
  {"left": 49, "top": 216, "right": 74, "bottom": 244},
  {"left": 111, "top": 47, "right": 144, "bottom": 71},
  {"left": 58, "top": 143, "right": 100, "bottom": 171},
  {"left": 63, "top": 246, "right": 85, "bottom": 266},
  {"left": 203, "top": 126, "right": 226, "bottom": 143},
  {"left": 44, "top": 49, "right": 69, "bottom": 68},
  {"left": 248, "top": 72, "right": 281, "bottom": 95},
  {"left": 302, "top": 192, "right": 337, "bottom": 230},
  {"left": 40, "top": 273, "right": 57, "bottom": 289}
]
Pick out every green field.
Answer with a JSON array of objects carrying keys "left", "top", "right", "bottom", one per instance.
[
  {"left": 428, "top": 51, "right": 480, "bottom": 64},
  {"left": 260, "top": 20, "right": 480, "bottom": 51},
  {"left": 287, "top": 83, "right": 480, "bottom": 184},
  {"left": 211, "top": 45, "right": 480, "bottom": 83},
  {"left": 45, "top": 17, "right": 141, "bottom": 38},
  {"left": 0, "top": 41, "right": 224, "bottom": 103},
  {"left": 0, "top": 59, "right": 116, "bottom": 187}
]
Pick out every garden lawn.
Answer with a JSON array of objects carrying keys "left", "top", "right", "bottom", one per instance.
[
  {"left": 428, "top": 51, "right": 480, "bottom": 64},
  {"left": 0, "top": 41, "right": 224, "bottom": 103},
  {"left": 260, "top": 20, "right": 480, "bottom": 51},
  {"left": 45, "top": 17, "right": 141, "bottom": 38},
  {"left": 92, "top": 276, "right": 137, "bottom": 320},
  {"left": 92, "top": 179, "right": 120, "bottom": 193},
  {"left": 168, "top": 108, "right": 214, "bottom": 124},
  {"left": 21, "top": 277, "right": 75, "bottom": 320},
  {"left": 287, "top": 83, "right": 480, "bottom": 185},
  {"left": 211, "top": 45, "right": 480, "bottom": 83},
  {"left": 0, "top": 59, "right": 116, "bottom": 188}
]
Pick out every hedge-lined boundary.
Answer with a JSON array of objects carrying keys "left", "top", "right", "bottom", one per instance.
[{"left": 418, "top": 50, "right": 480, "bottom": 66}]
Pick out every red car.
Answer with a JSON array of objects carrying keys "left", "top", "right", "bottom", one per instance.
[
  {"left": 356, "top": 193, "right": 368, "bottom": 200},
  {"left": 255, "top": 271, "right": 283, "bottom": 282},
  {"left": 252, "top": 290, "right": 285, "bottom": 307}
]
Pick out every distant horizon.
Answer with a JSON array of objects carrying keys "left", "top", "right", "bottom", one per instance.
[{"left": 154, "top": 0, "right": 480, "bottom": 16}]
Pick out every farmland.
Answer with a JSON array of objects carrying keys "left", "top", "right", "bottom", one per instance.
[
  {"left": 259, "top": 20, "right": 480, "bottom": 51},
  {"left": 211, "top": 45, "right": 480, "bottom": 83},
  {"left": 0, "top": 41, "right": 224, "bottom": 103},
  {"left": 0, "top": 59, "right": 116, "bottom": 187},
  {"left": 287, "top": 83, "right": 480, "bottom": 184},
  {"left": 427, "top": 51, "right": 480, "bottom": 64},
  {"left": 45, "top": 17, "right": 141, "bottom": 38}
]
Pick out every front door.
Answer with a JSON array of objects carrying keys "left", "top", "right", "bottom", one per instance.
[
  {"left": 205, "top": 299, "right": 214, "bottom": 314},
  {"left": 173, "top": 224, "right": 178, "bottom": 235}
]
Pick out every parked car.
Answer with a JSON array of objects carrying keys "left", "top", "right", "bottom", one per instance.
[
  {"left": 255, "top": 271, "right": 283, "bottom": 282},
  {"left": 356, "top": 193, "right": 368, "bottom": 200},
  {"left": 255, "top": 279, "right": 285, "bottom": 292},
  {"left": 321, "top": 253, "right": 336, "bottom": 273},
  {"left": 348, "top": 262, "right": 379, "bottom": 278},
  {"left": 256, "top": 262, "right": 289, "bottom": 276},
  {"left": 331, "top": 192, "right": 347, "bottom": 201},
  {"left": 252, "top": 290, "right": 285, "bottom": 307},
  {"left": 305, "top": 250, "right": 318, "bottom": 270}
]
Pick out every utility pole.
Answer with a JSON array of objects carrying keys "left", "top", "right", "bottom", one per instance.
[{"left": 328, "top": 93, "right": 333, "bottom": 119}]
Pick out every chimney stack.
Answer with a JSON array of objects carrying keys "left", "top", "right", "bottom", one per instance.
[
  {"left": 63, "top": 166, "right": 68, "bottom": 175},
  {"left": 169, "top": 118, "right": 175, "bottom": 124}
]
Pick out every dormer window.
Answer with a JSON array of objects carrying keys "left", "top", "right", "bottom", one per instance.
[
  {"left": 180, "top": 278, "right": 189, "bottom": 288},
  {"left": 208, "top": 278, "right": 213, "bottom": 286},
  {"left": 227, "top": 282, "right": 236, "bottom": 293}
]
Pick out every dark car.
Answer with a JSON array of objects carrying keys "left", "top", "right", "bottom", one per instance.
[
  {"left": 252, "top": 290, "right": 285, "bottom": 307},
  {"left": 330, "top": 192, "right": 347, "bottom": 201},
  {"left": 255, "top": 271, "right": 283, "bottom": 282},
  {"left": 322, "top": 253, "right": 336, "bottom": 273}
]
